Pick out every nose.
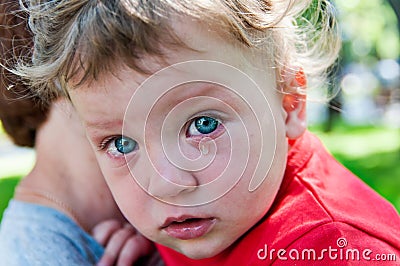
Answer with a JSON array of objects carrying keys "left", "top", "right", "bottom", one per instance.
[{"left": 147, "top": 152, "right": 198, "bottom": 200}]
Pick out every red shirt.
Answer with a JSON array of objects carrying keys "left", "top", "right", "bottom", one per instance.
[{"left": 157, "top": 131, "right": 400, "bottom": 265}]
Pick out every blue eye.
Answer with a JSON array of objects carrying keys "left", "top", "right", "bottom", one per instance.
[
  {"left": 188, "top": 116, "right": 219, "bottom": 136},
  {"left": 114, "top": 136, "right": 137, "bottom": 154},
  {"left": 195, "top": 116, "right": 218, "bottom": 134}
]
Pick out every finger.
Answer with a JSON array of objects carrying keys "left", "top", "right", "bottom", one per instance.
[
  {"left": 92, "top": 219, "right": 122, "bottom": 246},
  {"left": 97, "top": 226, "right": 136, "bottom": 266},
  {"left": 116, "top": 234, "right": 155, "bottom": 266}
]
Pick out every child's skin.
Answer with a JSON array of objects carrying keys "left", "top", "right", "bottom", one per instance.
[{"left": 68, "top": 19, "right": 306, "bottom": 259}]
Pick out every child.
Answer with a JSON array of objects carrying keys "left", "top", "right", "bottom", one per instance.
[
  {"left": 16, "top": 0, "right": 400, "bottom": 264},
  {"left": 0, "top": 1, "right": 157, "bottom": 265}
]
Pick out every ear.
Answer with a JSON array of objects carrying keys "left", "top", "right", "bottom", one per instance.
[{"left": 281, "top": 67, "right": 307, "bottom": 140}]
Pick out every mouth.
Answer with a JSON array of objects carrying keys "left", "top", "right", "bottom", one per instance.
[{"left": 161, "top": 216, "right": 216, "bottom": 240}]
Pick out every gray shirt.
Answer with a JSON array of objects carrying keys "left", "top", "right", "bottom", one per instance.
[{"left": 0, "top": 200, "right": 103, "bottom": 265}]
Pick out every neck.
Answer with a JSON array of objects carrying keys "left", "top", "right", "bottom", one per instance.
[{"left": 15, "top": 157, "right": 123, "bottom": 232}]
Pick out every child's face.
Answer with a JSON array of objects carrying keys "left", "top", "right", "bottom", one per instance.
[{"left": 69, "top": 20, "right": 292, "bottom": 259}]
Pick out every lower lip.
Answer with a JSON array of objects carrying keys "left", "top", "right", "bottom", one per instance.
[{"left": 163, "top": 218, "right": 216, "bottom": 240}]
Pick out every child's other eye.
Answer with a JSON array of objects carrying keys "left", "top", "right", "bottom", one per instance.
[
  {"left": 102, "top": 136, "right": 138, "bottom": 157},
  {"left": 187, "top": 116, "right": 221, "bottom": 136}
]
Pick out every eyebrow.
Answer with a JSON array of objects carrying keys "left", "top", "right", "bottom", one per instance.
[{"left": 85, "top": 119, "right": 124, "bottom": 130}]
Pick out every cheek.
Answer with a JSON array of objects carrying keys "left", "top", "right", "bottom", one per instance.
[
  {"left": 244, "top": 130, "right": 288, "bottom": 213},
  {"left": 95, "top": 158, "right": 154, "bottom": 228},
  {"left": 191, "top": 116, "right": 278, "bottom": 190},
  {"left": 192, "top": 134, "right": 231, "bottom": 184},
  {"left": 107, "top": 172, "right": 158, "bottom": 235},
  {"left": 113, "top": 182, "right": 144, "bottom": 211},
  {"left": 218, "top": 126, "right": 288, "bottom": 221}
]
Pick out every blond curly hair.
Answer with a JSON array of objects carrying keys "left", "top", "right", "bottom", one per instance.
[{"left": 15, "top": 0, "right": 340, "bottom": 99}]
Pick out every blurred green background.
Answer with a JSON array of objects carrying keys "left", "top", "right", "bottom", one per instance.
[
  {"left": 307, "top": 0, "right": 400, "bottom": 211},
  {"left": 0, "top": 0, "right": 399, "bottom": 216}
]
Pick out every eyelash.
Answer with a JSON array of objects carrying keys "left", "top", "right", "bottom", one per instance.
[{"left": 98, "top": 136, "right": 117, "bottom": 151}]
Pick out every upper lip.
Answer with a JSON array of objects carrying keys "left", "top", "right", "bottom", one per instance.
[{"left": 160, "top": 215, "right": 212, "bottom": 228}]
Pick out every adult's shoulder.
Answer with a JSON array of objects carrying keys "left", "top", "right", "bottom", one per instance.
[{"left": 0, "top": 200, "right": 104, "bottom": 265}]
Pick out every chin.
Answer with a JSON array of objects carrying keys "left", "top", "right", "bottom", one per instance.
[
  {"left": 179, "top": 249, "right": 220, "bottom": 260},
  {"left": 173, "top": 239, "right": 228, "bottom": 260}
]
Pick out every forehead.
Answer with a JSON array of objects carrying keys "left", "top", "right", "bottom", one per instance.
[
  {"left": 71, "top": 16, "right": 272, "bottom": 86},
  {"left": 69, "top": 18, "right": 276, "bottom": 126}
]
